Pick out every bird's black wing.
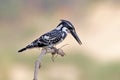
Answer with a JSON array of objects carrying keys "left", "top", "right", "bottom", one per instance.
[{"left": 38, "top": 29, "right": 66, "bottom": 47}]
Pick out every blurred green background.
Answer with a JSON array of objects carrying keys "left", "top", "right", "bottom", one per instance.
[{"left": 0, "top": 0, "right": 120, "bottom": 80}]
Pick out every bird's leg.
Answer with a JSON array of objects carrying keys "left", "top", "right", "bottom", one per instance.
[
  {"left": 57, "top": 48, "right": 65, "bottom": 57},
  {"left": 50, "top": 47, "right": 65, "bottom": 62},
  {"left": 52, "top": 46, "right": 65, "bottom": 56},
  {"left": 51, "top": 47, "right": 58, "bottom": 53},
  {"left": 50, "top": 47, "right": 58, "bottom": 62}
]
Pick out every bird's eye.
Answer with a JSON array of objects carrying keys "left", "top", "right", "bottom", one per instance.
[{"left": 66, "top": 29, "right": 70, "bottom": 33}]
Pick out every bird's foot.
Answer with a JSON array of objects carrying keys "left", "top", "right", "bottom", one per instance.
[{"left": 50, "top": 47, "right": 65, "bottom": 62}]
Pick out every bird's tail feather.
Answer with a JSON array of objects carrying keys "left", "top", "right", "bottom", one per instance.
[
  {"left": 18, "top": 47, "right": 27, "bottom": 52},
  {"left": 18, "top": 44, "right": 34, "bottom": 53}
]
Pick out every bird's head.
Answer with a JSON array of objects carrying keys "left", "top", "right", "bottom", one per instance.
[{"left": 56, "top": 19, "right": 82, "bottom": 45}]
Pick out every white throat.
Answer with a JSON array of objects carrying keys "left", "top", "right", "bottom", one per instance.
[
  {"left": 56, "top": 24, "right": 69, "bottom": 33},
  {"left": 62, "top": 27, "right": 69, "bottom": 33}
]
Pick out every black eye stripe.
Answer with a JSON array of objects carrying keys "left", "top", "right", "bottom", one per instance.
[{"left": 60, "top": 26, "right": 64, "bottom": 30}]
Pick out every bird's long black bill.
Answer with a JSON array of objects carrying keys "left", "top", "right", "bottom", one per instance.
[{"left": 71, "top": 31, "right": 82, "bottom": 45}]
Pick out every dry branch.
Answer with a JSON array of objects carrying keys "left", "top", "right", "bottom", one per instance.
[{"left": 33, "top": 47, "right": 65, "bottom": 80}]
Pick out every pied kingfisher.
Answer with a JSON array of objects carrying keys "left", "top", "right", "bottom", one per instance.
[{"left": 18, "top": 20, "right": 82, "bottom": 52}]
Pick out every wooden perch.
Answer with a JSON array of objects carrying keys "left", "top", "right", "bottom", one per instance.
[{"left": 33, "top": 47, "right": 65, "bottom": 80}]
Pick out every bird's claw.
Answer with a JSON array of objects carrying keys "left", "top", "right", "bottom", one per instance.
[{"left": 51, "top": 48, "right": 65, "bottom": 62}]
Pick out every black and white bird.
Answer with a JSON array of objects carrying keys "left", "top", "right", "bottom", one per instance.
[{"left": 18, "top": 20, "right": 82, "bottom": 52}]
